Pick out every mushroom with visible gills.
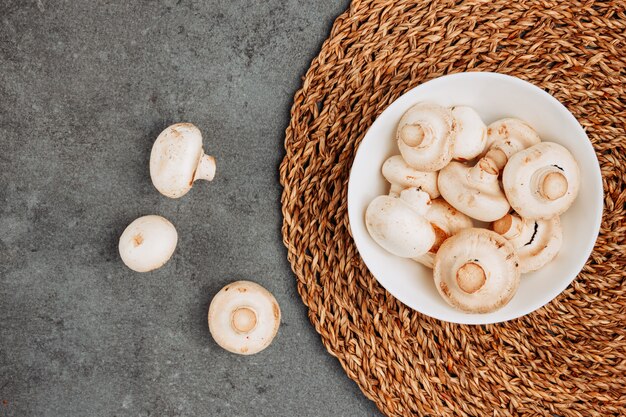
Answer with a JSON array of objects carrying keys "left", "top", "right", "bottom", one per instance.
[
  {"left": 382, "top": 155, "right": 439, "bottom": 198},
  {"left": 437, "top": 157, "right": 510, "bottom": 222},
  {"left": 208, "top": 281, "right": 281, "bottom": 355},
  {"left": 118, "top": 215, "right": 177, "bottom": 272},
  {"left": 433, "top": 228, "right": 520, "bottom": 313},
  {"left": 365, "top": 188, "right": 436, "bottom": 258},
  {"left": 451, "top": 106, "right": 487, "bottom": 161},
  {"left": 396, "top": 103, "right": 456, "bottom": 172},
  {"left": 150, "top": 123, "right": 216, "bottom": 198},
  {"left": 413, "top": 198, "right": 473, "bottom": 268},
  {"left": 492, "top": 213, "right": 562, "bottom": 273},
  {"left": 502, "top": 142, "right": 580, "bottom": 219}
]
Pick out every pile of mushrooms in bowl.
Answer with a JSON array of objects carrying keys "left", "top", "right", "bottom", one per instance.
[{"left": 348, "top": 73, "right": 603, "bottom": 324}]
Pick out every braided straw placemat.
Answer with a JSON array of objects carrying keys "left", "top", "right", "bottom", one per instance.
[{"left": 280, "top": 1, "right": 625, "bottom": 416}]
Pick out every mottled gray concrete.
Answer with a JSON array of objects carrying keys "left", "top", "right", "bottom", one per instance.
[{"left": 0, "top": 1, "right": 382, "bottom": 416}]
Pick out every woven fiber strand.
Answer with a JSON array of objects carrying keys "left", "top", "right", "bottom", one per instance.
[{"left": 280, "top": 1, "right": 625, "bottom": 416}]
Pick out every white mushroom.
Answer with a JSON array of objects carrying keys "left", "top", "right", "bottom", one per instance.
[
  {"left": 451, "top": 106, "right": 487, "bottom": 161},
  {"left": 482, "top": 118, "right": 541, "bottom": 171},
  {"left": 502, "top": 142, "right": 580, "bottom": 219},
  {"left": 118, "top": 215, "right": 177, "bottom": 272},
  {"left": 413, "top": 198, "right": 473, "bottom": 268},
  {"left": 382, "top": 155, "right": 439, "bottom": 198},
  {"left": 365, "top": 188, "right": 436, "bottom": 258},
  {"left": 150, "top": 123, "right": 216, "bottom": 198},
  {"left": 437, "top": 158, "right": 510, "bottom": 222},
  {"left": 208, "top": 281, "right": 281, "bottom": 355},
  {"left": 492, "top": 214, "right": 562, "bottom": 273},
  {"left": 433, "top": 228, "right": 520, "bottom": 313},
  {"left": 396, "top": 103, "right": 455, "bottom": 172}
]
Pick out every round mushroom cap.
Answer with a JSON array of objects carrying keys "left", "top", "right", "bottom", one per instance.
[
  {"left": 396, "top": 103, "right": 455, "bottom": 172},
  {"left": 434, "top": 228, "right": 520, "bottom": 313},
  {"left": 118, "top": 215, "right": 177, "bottom": 272},
  {"left": 485, "top": 118, "right": 541, "bottom": 158},
  {"left": 208, "top": 281, "right": 281, "bottom": 355},
  {"left": 365, "top": 188, "right": 436, "bottom": 258},
  {"left": 150, "top": 123, "right": 216, "bottom": 198},
  {"left": 502, "top": 142, "right": 580, "bottom": 219},
  {"left": 413, "top": 199, "right": 473, "bottom": 268},
  {"left": 492, "top": 214, "right": 562, "bottom": 273},
  {"left": 438, "top": 160, "right": 510, "bottom": 222},
  {"left": 382, "top": 155, "right": 440, "bottom": 199},
  {"left": 451, "top": 106, "right": 487, "bottom": 161}
]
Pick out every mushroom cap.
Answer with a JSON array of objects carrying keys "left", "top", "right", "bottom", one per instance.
[
  {"left": 434, "top": 228, "right": 520, "bottom": 313},
  {"left": 484, "top": 118, "right": 541, "bottom": 162},
  {"left": 492, "top": 214, "right": 562, "bottom": 273},
  {"left": 396, "top": 103, "right": 455, "bottom": 172},
  {"left": 365, "top": 188, "right": 436, "bottom": 258},
  {"left": 150, "top": 123, "right": 216, "bottom": 198},
  {"left": 502, "top": 142, "right": 580, "bottom": 219},
  {"left": 208, "top": 281, "right": 281, "bottom": 355},
  {"left": 451, "top": 106, "right": 487, "bottom": 161},
  {"left": 382, "top": 155, "right": 440, "bottom": 199},
  {"left": 438, "top": 160, "right": 510, "bottom": 222},
  {"left": 118, "top": 215, "right": 177, "bottom": 272},
  {"left": 413, "top": 199, "right": 473, "bottom": 268}
]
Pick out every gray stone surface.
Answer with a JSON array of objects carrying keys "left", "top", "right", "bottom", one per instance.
[{"left": 0, "top": 1, "right": 382, "bottom": 416}]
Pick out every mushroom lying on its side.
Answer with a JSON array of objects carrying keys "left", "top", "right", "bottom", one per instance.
[
  {"left": 482, "top": 118, "right": 541, "bottom": 171},
  {"left": 451, "top": 106, "right": 487, "bottom": 161},
  {"left": 434, "top": 228, "right": 520, "bottom": 313},
  {"left": 492, "top": 214, "right": 562, "bottom": 273},
  {"left": 503, "top": 142, "right": 580, "bottom": 219},
  {"left": 382, "top": 155, "right": 439, "bottom": 198},
  {"left": 150, "top": 123, "right": 216, "bottom": 198},
  {"left": 208, "top": 281, "right": 281, "bottom": 355},
  {"left": 437, "top": 157, "right": 510, "bottom": 222},
  {"left": 396, "top": 103, "right": 456, "bottom": 172},
  {"left": 413, "top": 199, "right": 473, "bottom": 268},
  {"left": 365, "top": 188, "right": 436, "bottom": 258},
  {"left": 118, "top": 215, "right": 177, "bottom": 272}
]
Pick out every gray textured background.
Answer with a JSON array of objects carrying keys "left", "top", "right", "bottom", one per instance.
[{"left": 0, "top": 1, "right": 383, "bottom": 416}]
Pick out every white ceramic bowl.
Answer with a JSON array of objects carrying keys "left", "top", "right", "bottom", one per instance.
[{"left": 347, "top": 72, "right": 603, "bottom": 324}]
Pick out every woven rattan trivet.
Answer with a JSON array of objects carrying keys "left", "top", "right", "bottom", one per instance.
[{"left": 280, "top": 1, "right": 625, "bottom": 415}]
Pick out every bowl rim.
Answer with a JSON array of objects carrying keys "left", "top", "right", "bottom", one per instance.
[{"left": 347, "top": 71, "right": 604, "bottom": 324}]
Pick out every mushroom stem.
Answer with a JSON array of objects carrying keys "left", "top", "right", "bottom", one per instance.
[
  {"left": 399, "top": 124, "right": 426, "bottom": 147},
  {"left": 492, "top": 214, "right": 523, "bottom": 239},
  {"left": 469, "top": 157, "right": 499, "bottom": 182},
  {"left": 485, "top": 147, "right": 508, "bottom": 170},
  {"left": 399, "top": 188, "right": 431, "bottom": 215},
  {"left": 194, "top": 153, "right": 216, "bottom": 182},
  {"left": 456, "top": 262, "right": 486, "bottom": 294},
  {"left": 389, "top": 183, "right": 403, "bottom": 197},
  {"left": 231, "top": 306, "right": 258, "bottom": 334},
  {"left": 539, "top": 171, "right": 568, "bottom": 201}
]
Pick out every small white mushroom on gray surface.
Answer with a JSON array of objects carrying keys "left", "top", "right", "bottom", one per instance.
[
  {"left": 451, "top": 106, "right": 487, "bottom": 161},
  {"left": 382, "top": 155, "right": 439, "bottom": 198},
  {"left": 413, "top": 198, "right": 473, "bottom": 269},
  {"left": 437, "top": 157, "right": 510, "bottom": 222},
  {"left": 502, "top": 142, "right": 580, "bottom": 219},
  {"left": 492, "top": 213, "right": 563, "bottom": 273},
  {"left": 118, "top": 215, "right": 177, "bottom": 272},
  {"left": 396, "top": 103, "right": 456, "bottom": 172},
  {"left": 434, "top": 228, "right": 520, "bottom": 314},
  {"left": 365, "top": 188, "right": 436, "bottom": 258},
  {"left": 208, "top": 281, "right": 281, "bottom": 355},
  {"left": 481, "top": 118, "right": 541, "bottom": 171},
  {"left": 150, "top": 123, "right": 216, "bottom": 198}
]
